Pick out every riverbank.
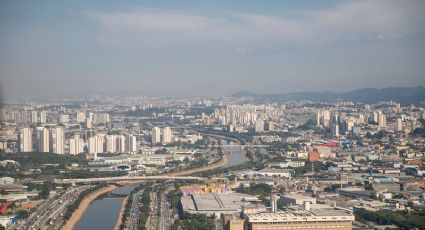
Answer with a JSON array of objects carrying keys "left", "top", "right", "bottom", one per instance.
[
  {"left": 61, "top": 185, "right": 118, "bottom": 230},
  {"left": 170, "top": 152, "right": 229, "bottom": 176},
  {"left": 114, "top": 195, "right": 129, "bottom": 230},
  {"left": 109, "top": 156, "right": 229, "bottom": 229}
]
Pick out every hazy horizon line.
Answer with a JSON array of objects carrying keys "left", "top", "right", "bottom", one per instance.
[{"left": 1, "top": 85, "right": 424, "bottom": 104}]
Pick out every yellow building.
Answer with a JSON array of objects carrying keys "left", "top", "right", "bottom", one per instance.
[{"left": 396, "top": 145, "right": 410, "bottom": 151}]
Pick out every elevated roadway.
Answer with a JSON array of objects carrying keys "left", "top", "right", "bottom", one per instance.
[{"left": 54, "top": 175, "right": 204, "bottom": 184}]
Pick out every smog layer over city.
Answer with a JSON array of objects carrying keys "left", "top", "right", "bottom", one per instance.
[{"left": 1, "top": 1, "right": 425, "bottom": 230}]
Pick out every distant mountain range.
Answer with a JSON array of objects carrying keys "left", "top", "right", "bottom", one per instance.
[{"left": 230, "top": 87, "right": 425, "bottom": 105}]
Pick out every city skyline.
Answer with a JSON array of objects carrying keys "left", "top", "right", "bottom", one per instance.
[
  {"left": 1, "top": 1, "right": 425, "bottom": 230},
  {"left": 1, "top": 0, "right": 425, "bottom": 101}
]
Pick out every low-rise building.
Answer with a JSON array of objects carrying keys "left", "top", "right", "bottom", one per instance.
[
  {"left": 265, "top": 160, "right": 305, "bottom": 168},
  {"left": 336, "top": 187, "right": 373, "bottom": 200},
  {"left": 254, "top": 169, "right": 293, "bottom": 178},
  {"left": 244, "top": 208, "right": 354, "bottom": 230},
  {"left": 373, "top": 182, "right": 400, "bottom": 193},
  {"left": 181, "top": 193, "right": 261, "bottom": 217},
  {"left": 280, "top": 193, "right": 317, "bottom": 206}
]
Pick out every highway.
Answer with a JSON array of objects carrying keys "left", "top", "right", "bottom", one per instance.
[
  {"left": 16, "top": 185, "right": 92, "bottom": 230},
  {"left": 126, "top": 190, "right": 142, "bottom": 230},
  {"left": 28, "top": 131, "right": 241, "bottom": 230},
  {"left": 145, "top": 189, "right": 160, "bottom": 230},
  {"left": 159, "top": 186, "right": 174, "bottom": 230}
]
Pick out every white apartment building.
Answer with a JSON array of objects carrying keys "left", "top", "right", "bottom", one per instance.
[
  {"left": 69, "top": 135, "right": 83, "bottom": 155},
  {"left": 50, "top": 127, "right": 64, "bottom": 154},
  {"left": 162, "top": 127, "right": 172, "bottom": 144},
  {"left": 36, "top": 127, "right": 49, "bottom": 152},
  {"left": 151, "top": 127, "right": 161, "bottom": 144},
  {"left": 19, "top": 127, "right": 32, "bottom": 152},
  {"left": 127, "top": 135, "right": 137, "bottom": 153}
]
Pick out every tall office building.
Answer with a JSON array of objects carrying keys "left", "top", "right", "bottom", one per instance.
[
  {"left": 162, "top": 127, "right": 172, "bottom": 144},
  {"left": 21, "top": 111, "right": 28, "bottom": 124},
  {"left": 315, "top": 110, "right": 321, "bottom": 126},
  {"left": 322, "top": 110, "right": 331, "bottom": 127},
  {"left": 396, "top": 118, "right": 403, "bottom": 132},
  {"left": 88, "top": 136, "right": 98, "bottom": 154},
  {"left": 19, "top": 128, "right": 33, "bottom": 152},
  {"left": 117, "top": 135, "right": 126, "bottom": 153},
  {"left": 331, "top": 124, "right": 339, "bottom": 137},
  {"left": 69, "top": 135, "right": 83, "bottom": 155},
  {"left": 89, "top": 134, "right": 106, "bottom": 154},
  {"left": 59, "top": 114, "right": 70, "bottom": 123},
  {"left": 76, "top": 111, "right": 86, "bottom": 123},
  {"left": 346, "top": 120, "right": 354, "bottom": 133},
  {"left": 0, "top": 109, "right": 6, "bottom": 122},
  {"left": 151, "top": 127, "right": 161, "bottom": 144},
  {"left": 88, "top": 136, "right": 98, "bottom": 160},
  {"left": 97, "top": 134, "right": 106, "bottom": 153},
  {"left": 13, "top": 111, "right": 20, "bottom": 124},
  {"left": 127, "top": 135, "right": 137, "bottom": 153},
  {"left": 50, "top": 127, "right": 64, "bottom": 154},
  {"left": 36, "top": 127, "right": 49, "bottom": 152},
  {"left": 31, "top": 111, "right": 38, "bottom": 124},
  {"left": 373, "top": 111, "right": 379, "bottom": 123},
  {"left": 86, "top": 117, "right": 93, "bottom": 128},
  {"left": 330, "top": 112, "right": 339, "bottom": 128},
  {"left": 255, "top": 119, "right": 264, "bottom": 132},
  {"left": 411, "top": 119, "right": 417, "bottom": 132},
  {"left": 106, "top": 135, "right": 117, "bottom": 153},
  {"left": 378, "top": 111, "right": 386, "bottom": 129},
  {"left": 88, "top": 112, "right": 94, "bottom": 121},
  {"left": 40, "top": 111, "right": 47, "bottom": 124},
  {"left": 94, "top": 113, "right": 110, "bottom": 124},
  {"left": 358, "top": 113, "right": 365, "bottom": 124}
]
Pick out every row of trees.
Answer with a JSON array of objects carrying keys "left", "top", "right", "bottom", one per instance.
[
  {"left": 138, "top": 185, "right": 153, "bottom": 230},
  {"left": 39, "top": 181, "right": 53, "bottom": 199},
  {"left": 236, "top": 183, "right": 272, "bottom": 197},
  {"left": 0, "top": 152, "right": 88, "bottom": 168},
  {"left": 354, "top": 209, "right": 425, "bottom": 229},
  {"left": 119, "top": 193, "right": 134, "bottom": 230}
]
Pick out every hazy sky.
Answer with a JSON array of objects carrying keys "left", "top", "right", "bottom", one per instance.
[{"left": 1, "top": 0, "right": 425, "bottom": 100}]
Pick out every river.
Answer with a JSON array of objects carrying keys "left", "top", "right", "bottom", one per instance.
[
  {"left": 74, "top": 185, "right": 137, "bottom": 230},
  {"left": 222, "top": 141, "right": 248, "bottom": 167},
  {"left": 75, "top": 142, "right": 247, "bottom": 229}
]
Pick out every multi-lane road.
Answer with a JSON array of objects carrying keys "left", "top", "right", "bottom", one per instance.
[
  {"left": 159, "top": 187, "right": 174, "bottom": 230},
  {"left": 16, "top": 185, "right": 91, "bottom": 230},
  {"left": 17, "top": 131, "right": 239, "bottom": 230},
  {"left": 124, "top": 185, "right": 174, "bottom": 230},
  {"left": 145, "top": 190, "right": 158, "bottom": 230},
  {"left": 126, "top": 190, "right": 142, "bottom": 230}
]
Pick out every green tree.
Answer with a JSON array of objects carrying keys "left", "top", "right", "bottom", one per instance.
[
  {"left": 236, "top": 183, "right": 272, "bottom": 197},
  {"left": 183, "top": 157, "right": 190, "bottom": 165},
  {"left": 15, "top": 209, "right": 30, "bottom": 219},
  {"left": 39, "top": 181, "right": 53, "bottom": 199}
]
